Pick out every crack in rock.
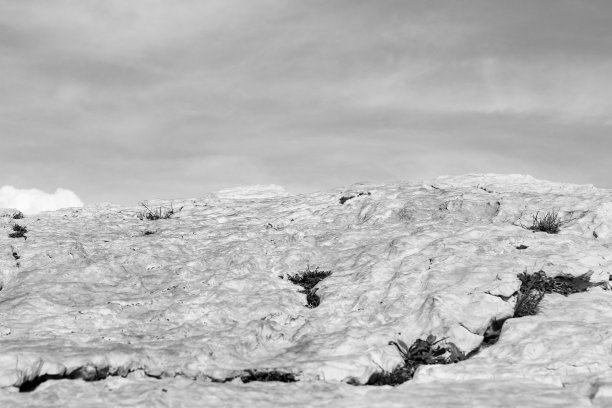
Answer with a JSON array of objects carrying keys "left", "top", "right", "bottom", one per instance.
[
  {"left": 18, "top": 365, "right": 299, "bottom": 392},
  {"left": 212, "top": 369, "right": 298, "bottom": 384},
  {"left": 476, "top": 270, "right": 607, "bottom": 350},
  {"left": 19, "top": 365, "right": 122, "bottom": 392},
  {"left": 359, "top": 270, "right": 609, "bottom": 387},
  {"left": 350, "top": 335, "right": 467, "bottom": 386}
]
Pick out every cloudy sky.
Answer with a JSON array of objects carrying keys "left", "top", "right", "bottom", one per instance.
[{"left": 1, "top": 0, "right": 611, "bottom": 206}]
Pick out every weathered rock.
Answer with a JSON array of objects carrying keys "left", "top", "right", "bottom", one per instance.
[{"left": 1, "top": 174, "right": 611, "bottom": 406}]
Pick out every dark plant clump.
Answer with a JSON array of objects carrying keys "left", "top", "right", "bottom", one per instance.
[
  {"left": 514, "top": 270, "right": 603, "bottom": 317},
  {"left": 212, "top": 370, "right": 297, "bottom": 384},
  {"left": 481, "top": 271, "right": 606, "bottom": 346},
  {"left": 12, "top": 211, "right": 24, "bottom": 219},
  {"left": 339, "top": 196, "right": 353, "bottom": 204},
  {"left": 138, "top": 203, "right": 177, "bottom": 220},
  {"left": 239, "top": 370, "right": 297, "bottom": 383},
  {"left": 8, "top": 224, "right": 27, "bottom": 239},
  {"left": 481, "top": 318, "right": 507, "bottom": 346},
  {"left": 526, "top": 211, "right": 564, "bottom": 234},
  {"left": 339, "top": 191, "right": 371, "bottom": 205},
  {"left": 142, "top": 230, "right": 156, "bottom": 236},
  {"left": 360, "top": 335, "right": 466, "bottom": 386},
  {"left": 515, "top": 244, "right": 529, "bottom": 250},
  {"left": 286, "top": 266, "right": 332, "bottom": 308}
]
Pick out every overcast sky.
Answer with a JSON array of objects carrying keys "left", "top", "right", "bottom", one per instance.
[{"left": 1, "top": 0, "right": 611, "bottom": 205}]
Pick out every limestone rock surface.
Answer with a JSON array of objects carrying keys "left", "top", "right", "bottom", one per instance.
[{"left": 1, "top": 174, "right": 612, "bottom": 407}]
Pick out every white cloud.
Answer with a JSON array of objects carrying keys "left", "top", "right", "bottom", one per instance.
[{"left": 0, "top": 186, "right": 84, "bottom": 214}]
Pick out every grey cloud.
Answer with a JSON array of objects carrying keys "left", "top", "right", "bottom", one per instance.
[
  {"left": 1, "top": 0, "right": 611, "bottom": 205},
  {"left": 27, "top": 55, "right": 164, "bottom": 90}
]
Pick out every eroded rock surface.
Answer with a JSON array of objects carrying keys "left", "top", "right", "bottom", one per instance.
[{"left": 1, "top": 174, "right": 612, "bottom": 407}]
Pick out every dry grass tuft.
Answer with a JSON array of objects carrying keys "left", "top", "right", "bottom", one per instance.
[
  {"left": 286, "top": 265, "right": 332, "bottom": 308},
  {"left": 524, "top": 210, "right": 576, "bottom": 234},
  {"left": 137, "top": 203, "right": 179, "bottom": 220}
]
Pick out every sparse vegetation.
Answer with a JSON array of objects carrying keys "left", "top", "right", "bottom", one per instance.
[
  {"left": 339, "top": 191, "right": 370, "bottom": 205},
  {"left": 525, "top": 210, "right": 569, "bottom": 234},
  {"left": 213, "top": 369, "right": 297, "bottom": 384},
  {"left": 515, "top": 244, "right": 529, "bottom": 250},
  {"left": 137, "top": 203, "right": 179, "bottom": 220},
  {"left": 12, "top": 211, "right": 24, "bottom": 219},
  {"left": 8, "top": 224, "right": 27, "bottom": 239},
  {"left": 359, "top": 335, "right": 466, "bottom": 386},
  {"left": 239, "top": 370, "right": 297, "bottom": 383},
  {"left": 514, "top": 270, "right": 603, "bottom": 317},
  {"left": 142, "top": 230, "right": 156, "bottom": 236},
  {"left": 477, "top": 270, "right": 607, "bottom": 347},
  {"left": 286, "top": 265, "right": 332, "bottom": 308}
]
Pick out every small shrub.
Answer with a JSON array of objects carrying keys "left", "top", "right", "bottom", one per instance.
[
  {"left": 526, "top": 210, "right": 565, "bottom": 234},
  {"left": 8, "top": 224, "right": 27, "bottom": 239},
  {"left": 480, "top": 271, "right": 606, "bottom": 346},
  {"left": 286, "top": 265, "right": 332, "bottom": 308},
  {"left": 137, "top": 203, "right": 177, "bottom": 220},
  {"left": 12, "top": 211, "right": 24, "bottom": 219},
  {"left": 514, "top": 270, "right": 602, "bottom": 317},
  {"left": 515, "top": 244, "right": 529, "bottom": 250},
  {"left": 362, "top": 335, "right": 465, "bottom": 386},
  {"left": 142, "top": 230, "right": 155, "bottom": 236}
]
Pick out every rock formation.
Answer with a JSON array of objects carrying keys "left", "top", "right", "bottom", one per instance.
[{"left": 1, "top": 174, "right": 611, "bottom": 407}]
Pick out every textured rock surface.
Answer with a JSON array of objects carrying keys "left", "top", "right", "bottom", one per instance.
[{"left": 1, "top": 174, "right": 612, "bottom": 406}]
